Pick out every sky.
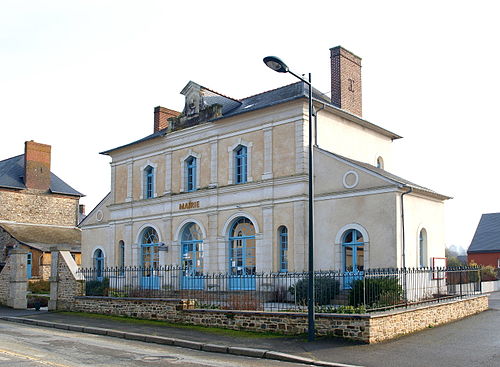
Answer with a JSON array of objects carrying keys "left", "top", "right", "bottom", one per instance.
[{"left": 1, "top": 1, "right": 499, "bottom": 253}]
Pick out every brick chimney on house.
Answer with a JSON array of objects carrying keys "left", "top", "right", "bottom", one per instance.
[
  {"left": 330, "top": 46, "right": 362, "bottom": 117},
  {"left": 24, "top": 141, "right": 51, "bottom": 191},
  {"left": 154, "top": 106, "right": 180, "bottom": 133}
]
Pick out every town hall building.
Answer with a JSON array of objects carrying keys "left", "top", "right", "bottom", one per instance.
[{"left": 80, "top": 46, "right": 449, "bottom": 289}]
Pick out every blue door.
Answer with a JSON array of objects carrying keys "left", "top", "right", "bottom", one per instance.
[
  {"left": 140, "top": 227, "right": 160, "bottom": 290},
  {"left": 180, "top": 222, "right": 204, "bottom": 290},
  {"left": 342, "top": 229, "right": 365, "bottom": 289},
  {"left": 27, "top": 252, "right": 32, "bottom": 279},
  {"left": 228, "top": 218, "right": 256, "bottom": 290}
]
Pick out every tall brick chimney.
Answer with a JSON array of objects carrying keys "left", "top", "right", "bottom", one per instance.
[
  {"left": 330, "top": 46, "right": 362, "bottom": 117},
  {"left": 24, "top": 141, "right": 51, "bottom": 191},
  {"left": 154, "top": 106, "right": 180, "bottom": 133}
]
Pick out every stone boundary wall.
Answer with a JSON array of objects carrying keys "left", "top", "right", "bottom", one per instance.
[
  {"left": 52, "top": 251, "right": 489, "bottom": 343},
  {"left": 49, "top": 251, "right": 84, "bottom": 311},
  {"left": 0, "top": 256, "right": 11, "bottom": 305},
  {"left": 63, "top": 295, "right": 487, "bottom": 343},
  {"left": 368, "top": 295, "right": 488, "bottom": 343}
]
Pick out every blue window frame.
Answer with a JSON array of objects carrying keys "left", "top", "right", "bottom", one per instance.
[
  {"left": 181, "top": 223, "right": 204, "bottom": 290},
  {"left": 342, "top": 229, "right": 365, "bottom": 289},
  {"left": 118, "top": 240, "right": 125, "bottom": 275},
  {"left": 279, "top": 226, "right": 288, "bottom": 272},
  {"left": 141, "top": 227, "right": 160, "bottom": 289},
  {"left": 144, "top": 166, "right": 154, "bottom": 199},
  {"left": 185, "top": 156, "right": 197, "bottom": 192},
  {"left": 234, "top": 145, "right": 248, "bottom": 184},
  {"left": 93, "top": 249, "right": 104, "bottom": 281},
  {"left": 419, "top": 229, "right": 427, "bottom": 267},
  {"left": 229, "top": 217, "right": 256, "bottom": 290},
  {"left": 27, "top": 252, "right": 32, "bottom": 279}
]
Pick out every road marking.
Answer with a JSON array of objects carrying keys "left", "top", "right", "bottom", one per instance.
[{"left": 0, "top": 349, "right": 73, "bottom": 367}]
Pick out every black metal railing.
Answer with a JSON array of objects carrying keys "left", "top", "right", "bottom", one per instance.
[{"left": 78, "top": 266, "right": 482, "bottom": 313}]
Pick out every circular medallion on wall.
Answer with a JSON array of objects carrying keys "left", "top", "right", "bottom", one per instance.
[
  {"left": 95, "top": 210, "right": 104, "bottom": 222},
  {"left": 342, "top": 170, "right": 359, "bottom": 189}
]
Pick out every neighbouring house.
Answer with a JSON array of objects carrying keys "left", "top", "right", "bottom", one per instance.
[
  {"left": 80, "top": 46, "right": 450, "bottom": 290},
  {"left": 468, "top": 213, "right": 500, "bottom": 268},
  {"left": 0, "top": 141, "right": 84, "bottom": 279}
]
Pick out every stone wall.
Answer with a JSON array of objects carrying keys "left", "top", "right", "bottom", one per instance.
[
  {"left": 49, "top": 251, "right": 84, "bottom": 311},
  {"left": 368, "top": 296, "right": 489, "bottom": 343},
  {"left": 51, "top": 251, "right": 489, "bottom": 343},
  {"left": 0, "top": 189, "right": 78, "bottom": 226},
  {"left": 0, "top": 256, "right": 11, "bottom": 305}
]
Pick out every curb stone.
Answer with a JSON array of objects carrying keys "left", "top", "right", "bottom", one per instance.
[{"left": 0, "top": 316, "right": 363, "bottom": 367}]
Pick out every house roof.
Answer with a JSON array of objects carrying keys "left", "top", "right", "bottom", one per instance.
[
  {"left": 317, "top": 147, "right": 451, "bottom": 200},
  {"left": 101, "top": 81, "right": 402, "bottom": 155},
  {"left": 468, "top": 213, "right": 500, "bottom": 254},
  {"left": 0, "top": 223, "right": 81, "bottom": 252},
  {"left": 0, "top": 154, "right": 83, "bottom": 196}
]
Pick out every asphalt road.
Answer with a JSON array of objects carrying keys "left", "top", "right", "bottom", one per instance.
[{"left": 0, "top": 321, "right": 312, "bottom": 367}]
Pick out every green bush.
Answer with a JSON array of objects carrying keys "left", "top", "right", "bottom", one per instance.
[
  {"left": 349, "top": 276, "right": 403, "bottom": 308},
  {"left": 28, "top": 280, "right": 50, "bottom": 294},
  {"left": 289, "top": 276, "right": 340, "bottom": 305},
  {"left": 85, "top": 278, "right": 109, "bottom": 296}
]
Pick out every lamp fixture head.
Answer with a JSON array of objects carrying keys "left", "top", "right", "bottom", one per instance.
[{"left": 263, "top": 56, "right": 289, "bottom": 73}]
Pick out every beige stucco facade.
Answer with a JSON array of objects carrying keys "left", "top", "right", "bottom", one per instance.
[{"left": 81, "top": 81, "right": 449, "bottom": 279}]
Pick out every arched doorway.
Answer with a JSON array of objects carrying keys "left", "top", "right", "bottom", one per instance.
[
  {"left": 140, "top": 227, "right": 160, "bottom": 289},
  {"left": 342, "top": 229, "right": 366, "bottom": 288},
  {"left": 180, "top": 222, "right": 204, "bottom": 289},
  {"left": 228, "top": 217, "right": 256, "bottom": 290}
]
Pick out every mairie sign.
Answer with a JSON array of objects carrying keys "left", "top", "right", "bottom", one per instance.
[{"left": 179, "top": 201, "right": 200, "bottom": 210}]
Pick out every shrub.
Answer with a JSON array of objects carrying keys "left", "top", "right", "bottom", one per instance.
[
  {"left": 85, "top": 278, "right": 109, "bottom": 296},
  {"left": 289, "top": 276, "right": 340, "bottom": 306},
  {"left": 27, "top": 295, "right": 49, "bottom": 309},
  {"left": 480, "top": 265, "right": 498, "bottom": 281},
  {"left": 349, "top": 276, "right": 403, "bottom": 308},
  {"left": 28, "top": 280, "right": 50, "bottom": 294}
]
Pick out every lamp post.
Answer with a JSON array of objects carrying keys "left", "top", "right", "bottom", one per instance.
[{"left": 263, "top": 56, "right": 315, "bottom": 342}]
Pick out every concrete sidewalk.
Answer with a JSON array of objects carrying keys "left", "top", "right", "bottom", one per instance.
[{"left": 0, "top": 307, "right": 361, "bottom": 367}]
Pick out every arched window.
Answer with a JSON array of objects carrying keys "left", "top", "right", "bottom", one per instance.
[
  {"left": 342, "top": 229, "right": 365, "bottom": 273},
  {"left": 419, "top": 229, "right": 427, "bottom": 267},
  {"left": 234, "top": 145, "right": 248, "bottom": 184},
  {"left": 118, "top": 240, "right": 125, "bottom": 274},
  {"left": 140, "top": 227, "right": 160, "bottom": 289},
  {"left": 141, "top": 227, "right": 159, "bottom": 268},
  {"left": 228, "top": 217, "right": 256, "bottom": 289},
  {"left": 278, "top": 226, "right": 288, "bottom": 272},
  {"left": 376, "top": 156, "right": 384, "bottom": 169},
  {"left": 93, "top": 249, "right": 105, "bottom": 280},
  {"left": 181, "top": 223, "right": 204, "bottom": 289},
  {"left": 144, "top": 166, "right": 154, "bottom": 199},
  {"left": 185, "top": 156, "right": 197, "bottom": 192}
]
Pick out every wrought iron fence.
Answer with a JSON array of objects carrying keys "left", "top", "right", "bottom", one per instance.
[{"left": 78, "top": 266, "right": 482, "bottom": 313}]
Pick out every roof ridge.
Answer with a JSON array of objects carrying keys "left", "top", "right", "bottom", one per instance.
[{"left": 0, "top": 153, "right": 23, "bottom": 165}]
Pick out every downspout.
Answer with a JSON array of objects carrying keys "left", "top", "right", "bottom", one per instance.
[
  {"left": 312, "top": 103, "right": 326, "bottom": 147},
  {"left": 400, "top": 185, "right": 413, "bottom": 269}
]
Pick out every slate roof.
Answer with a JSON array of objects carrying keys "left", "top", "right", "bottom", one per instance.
[
  {"left": 468, "top": 213, "right": 500, "bottom": 253},
  {"left": 0, "top": 154, "right": 83, "bottom": 196},
  {"left": 318, "top": 147, "right": 451, "bottom": 200},
  {"left": 0, "top": 223, "right": 81, "bottom": 252},
  {"left": 102, "top": 81, "right": 402, "bottom": 155}
]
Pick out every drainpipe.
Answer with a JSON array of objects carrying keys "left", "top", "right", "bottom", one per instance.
[
  {"left": 312, "top": 103, "right": 325, "bottom": 147},
  {"left": 400, "top": 186, "right": 413, "bottom": 269}
]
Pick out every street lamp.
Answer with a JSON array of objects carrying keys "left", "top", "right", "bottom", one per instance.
[{"left": 263, "top": 56, "right": 315, "bottom": 342}]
